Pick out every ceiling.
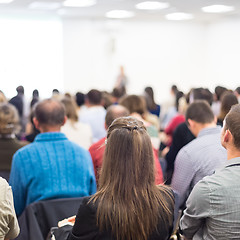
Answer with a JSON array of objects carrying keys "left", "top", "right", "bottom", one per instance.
[{"left": 1, "top": 0, "right": 240, "bottom": 22}]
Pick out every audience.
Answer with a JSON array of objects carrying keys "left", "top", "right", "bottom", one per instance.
[
  {"left": 79, "top": 89, "right": 106, "bottom": 143},
  {"left": 30, "top": 89, "right": 39, "bottom": 108},
  {"left": 9, "top": 86, "right": 29, "bottom": 134},
  {"left": 212, "top": 85, "right": 227, "bottom": 116},
  {"left": 163, "top": 88, "right": 214, "bottom": 184},
  {"left": 119, "top": 94, "right": 160, "bottom": 148},
  {"left": 171, "top": 100, "right": 227, "bottom": 208},
  {"left": 9, "top": 99, "right": 96, "bottom": 216},
  {"left": 2, "top": 84, "right": 240, "bottom": 239},
  {"left": 68, "top": 117, "right": 174, "bottom": 240},
  {"left": 180, "top": 104, "right": 240, "bottom": 239},
  {"left": 217, "top": 91, "right": 238, "bottom": 127},
  {"left": 144, "top": 86, "right": 161, "bottom": 117},
  {"left": 61, "top": 97, "right": 93, "bottom": 149},
  {"left": 0, "top": 177, "right": 19, "bottom": 239},
  {"left": 89, "top": 105, "right": 129, "bottom": 183},
  {"left": 0, "top": 103, "right": 28, "bottom": 181}
]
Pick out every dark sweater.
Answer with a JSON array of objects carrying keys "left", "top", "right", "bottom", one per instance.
[{"left": 68, "top": 190, "right": 174, "bottom": 240}]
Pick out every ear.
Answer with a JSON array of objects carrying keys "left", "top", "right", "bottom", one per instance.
[
  {"left": 223, "top": 129, "right": 232, "bottom": 143},
  {"left": 214, "top": 115, "right": 217, "bottom": 124},
  {"left": 62, "top": 116, "right": 67, "bottom": 126},
  {"left": 187, "top": 119, "right": 195, "bottom": 128},
  {"left": 33, "top": 117, "right": 40, "bottom": 130}
]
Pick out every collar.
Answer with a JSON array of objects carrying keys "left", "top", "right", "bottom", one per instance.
[
  {"left": 34, "top": 132, "right": 67, "bottom": 142},
  {"left": 0, "top": 133, "right": 15, "bottom": 139},
  {"left": 198, "top": 126, "right": 221, "bottom": 138},
  {"left": 224, "top": 157, "right": 240, "bottom": 168}
]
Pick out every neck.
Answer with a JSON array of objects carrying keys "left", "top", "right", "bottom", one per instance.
[
  {"left": 40, "top": 126, "right": 61, "bottom": 133},
  {"left": 196, "top": 122, "right": 216, "bottom": 136},
  {"left": 227, "top": 146, "right": 240, "bottom": 160}
]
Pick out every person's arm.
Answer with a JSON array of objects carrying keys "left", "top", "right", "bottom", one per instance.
[
  {"left": 86, "top": 152, "right": 97, "bottom": 195},
  {"left": 171, "top": 148, "right": 195, "bottom": 207},
  {"left": 67, "top": 198, "right": 97, "bottom": 240},
  {"left": 180, "top": 180, "right": 210, "bottom": 239},
  {"left": 0, "top": 180, "right": 20, "bottom": 240},
  {"left": 9, "top": 152, "right": 27, "bottom": 217}
]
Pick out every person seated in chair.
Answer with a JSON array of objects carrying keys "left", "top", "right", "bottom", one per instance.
[
  {"left": 68, "top": 117, "right": 174, "bottom": 240},
  {"left": 0, "top": 177, "right": 19, "bottom": 239},
  {"left": 9, "top": 99, "right": 96, "bottom": 217}
]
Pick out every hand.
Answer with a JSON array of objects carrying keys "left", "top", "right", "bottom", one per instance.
[{"left": 58, "top": 216, "right": 76, "bottom": 227}]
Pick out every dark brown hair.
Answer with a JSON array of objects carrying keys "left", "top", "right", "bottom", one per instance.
[
  {"left": 87, "top": 89, "right": 102, "bottom": 105},
  {"left": 119, "top": 95, "right": 147, "bottom": 115},
  {"left": 186, "top": 100, "right": 214, "bottom": 124},
  {"left": 91, "top": 117, "right": 174, "bottom": 240},
  {"left": 61, "top": 97, "right": 78, "bottom": 122},
  {"left": 218, "top": 92, "right": 238, "bottom": 121},
  {"left": 224, "top": 104, "right": 240, "bottom": 149}
]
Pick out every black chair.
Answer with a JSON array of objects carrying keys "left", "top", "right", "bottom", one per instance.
[{"left": 15, "top": 197, "right": 83, "bottom": 240}]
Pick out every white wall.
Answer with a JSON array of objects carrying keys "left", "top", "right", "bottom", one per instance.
[
  {"left": 1, "top": 16, "right": 240, "bottom": 103},
  {"left": 62, "top": 20, "right": 207, "bottom": 103},
  {"left": 0, "top": 16, "right": 63, "bottom": 100}
]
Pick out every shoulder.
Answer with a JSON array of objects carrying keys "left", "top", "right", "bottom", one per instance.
[{"left": 0, "top": 177, "right": 9, "bottom": 200}]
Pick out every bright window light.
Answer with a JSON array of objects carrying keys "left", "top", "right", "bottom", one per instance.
[
  {"left": 202, "top": 5, "right": 235, "bottom": 13},
  {"left": 0, "top": 18, "right": 63, "bottom": 99},
  {"left": 136, "top": 1, "right": 169, "bottom": 10},
  {"left": 63, "top": 0, "right": 96, "bottom": 7},
  {"left": 105, "top": 10, "right": 135, "bottom": 19},
  {"left": 28, "top": 2, "right": 61, "bottom": 10},
  {"left": 0, "top": 0, "right": 14, "bottom": 3},
  {"left": 165, "top": 12, "right": 194, "bottom": 21}
]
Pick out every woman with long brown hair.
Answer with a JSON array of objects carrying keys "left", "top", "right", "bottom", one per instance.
[{"left": 67, "top": 116, "right": 174, "bottom": 240}]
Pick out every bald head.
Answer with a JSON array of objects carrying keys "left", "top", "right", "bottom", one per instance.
[
  {"left": 105, "top": 105, "right": 129, "bottom": 128},
  {"left": 34, "top": 99, "right": 66, "bottom": 129}
]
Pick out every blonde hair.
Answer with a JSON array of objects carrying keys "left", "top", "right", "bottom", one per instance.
[
  {"left": 91, "top": 116, "right": 174, "bottom": 240},
  {"left": 0, "top": 103, "right": 20, "bottom": 134},
  {"left": 0, "top": 92, "right": 7, "bottom": 103}
]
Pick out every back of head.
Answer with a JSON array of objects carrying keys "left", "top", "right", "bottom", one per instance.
[
  {"left": 224, "top": 104, "right": 240, "bottom": 149},
  {"left": 16, "top": 86, "right": 24, "bottom": 95},
  {"left": 0, "top": 103, "right": 19, "bottom": 135},
  {"left": 32, "top": 89, "right": 39, "bottom": 98},
  {"left": 0, "top": 92, "right": 7, "bottom": 103},
  {"left": 93, "top": 116, "right": 173, "bottom": 240},
  {"left": 215, "top": 86, "right": 227, "bottom": 101},
  {"left": 235, "top": 87, "right": 240, "bottom": 95},
  {"left": 87, "top": 89, "right": 102, "bottom": 105},
  {"left": 119, "top": 95, "right": 146, "bottom": 115},
  {"left": 105, "top": 105, "right": 129, "bottom": 128},
  {"left": 219, "top": 92, "right": 238, "bottom": 120},
  {"left": 61, "top": 97, "right": 78, "bottom": 122},
  {"left": 171, "top": 85, "right": 178, "bottom": 95},
  {"left": 186, "top": 100, "right": 214, "bottom": 124},
  {"left": 75, "top": 92, "right": 85, "bottom": 107},
  {"left": 193, "top": 88, "right": 213, "bottom": 106},
  {"left": 144, "top": 87, "right": 154, "bottom": 100},
  {"left": 34, "top": 99, "right": 65, "bottom": 127}
]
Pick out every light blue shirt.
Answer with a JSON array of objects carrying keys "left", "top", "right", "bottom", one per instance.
[
  {"left": 79, "top": 106, "right": 106, "bottom": 143},
  {"left": 171, "top": 126, "right": 227, "bottom": 207},
  {"left": 9, "top": 132, "right": 96, "bottom": 216},
  {"left": 181, "top": 157, "right": 240, "bottom": 240}
]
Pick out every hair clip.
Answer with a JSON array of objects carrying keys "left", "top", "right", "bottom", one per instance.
[{"left": 105, "top": 138, "right": 107, "bottom": 145}]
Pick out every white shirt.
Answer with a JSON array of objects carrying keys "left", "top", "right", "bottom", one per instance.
[
  {"left": 0, "top": 177, "right": 19, "bottom": 240},
  {"left": 61, "top": 120, "right": 93, "bottom": 149},
  {"left": 79, "top": 106, "right": 106, "bottom": 143}
]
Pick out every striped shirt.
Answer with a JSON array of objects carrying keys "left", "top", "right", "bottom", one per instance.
[
  {"left": 180, "top": 157, "right": 240, "bottom": 239},
  {"left": 171, "top": 126, "right": 227, "bottom": 207}
]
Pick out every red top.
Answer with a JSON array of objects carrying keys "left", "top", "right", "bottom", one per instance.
[
  {"left": 89, "top": 137, "right": 163, "bottom": 185},
  {"left": 165, "top": 114, "right": 185, "bottom": 146}
]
